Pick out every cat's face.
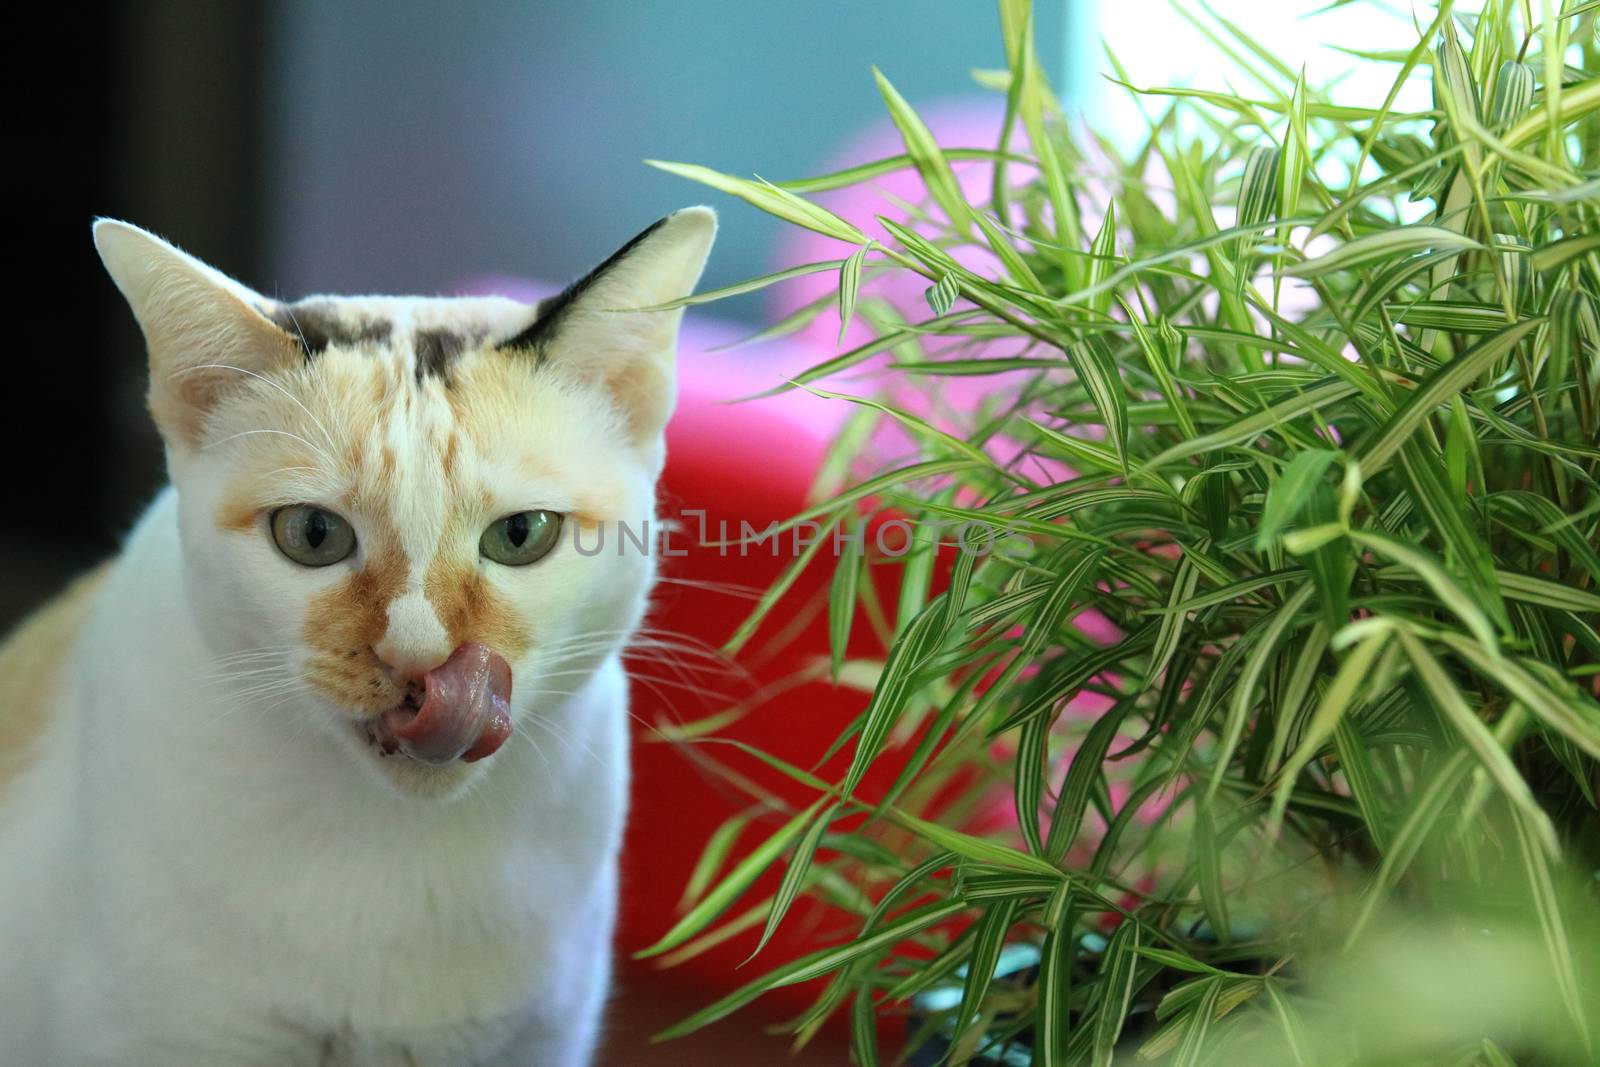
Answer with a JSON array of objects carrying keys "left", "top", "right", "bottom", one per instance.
[{"left": 95, "top": 212, "right": 714, "bottom": 797}]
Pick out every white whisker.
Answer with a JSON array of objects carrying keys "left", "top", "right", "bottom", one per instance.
[{"left": 174, "top": 361, "right": 338, "bottom": 453}]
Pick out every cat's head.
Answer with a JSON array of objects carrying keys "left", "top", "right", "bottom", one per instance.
[{"left": 94, "top": 211, "right": 714, "bottom": 797}]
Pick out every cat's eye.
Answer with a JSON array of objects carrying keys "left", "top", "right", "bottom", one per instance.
[
  {"left": 270, "top": 505, "right": 357, "bottom": 567},
  {"left": 480, "top": 510, "right": 562, "bottom": 566}
]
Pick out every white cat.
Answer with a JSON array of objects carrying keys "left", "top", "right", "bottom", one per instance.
[{"left": 0, "top": 208, "right": 715, "bottom": 1065}]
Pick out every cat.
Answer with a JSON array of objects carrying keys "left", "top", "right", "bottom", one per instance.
[{"left": 0, "top": 207, "right": 715, "bottom": 1066}]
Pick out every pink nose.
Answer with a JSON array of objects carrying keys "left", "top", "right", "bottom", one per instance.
[{"left": 371, "top": 643, "right": 450, "bottom": 686}]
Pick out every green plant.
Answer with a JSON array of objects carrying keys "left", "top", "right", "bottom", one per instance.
[{"left": 643, "top": 2, "right": 1600, "bottom": 1063}]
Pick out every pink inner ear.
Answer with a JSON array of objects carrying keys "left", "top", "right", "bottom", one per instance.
[{"left": 604, "top": 359, "right": 676, "bottom": 444}]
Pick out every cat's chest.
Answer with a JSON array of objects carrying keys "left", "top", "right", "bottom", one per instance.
[
  {"left": 63, "top": 695, "right": 623, "bottom": 1064},
  {"left": 58, "top": 811, "right": 616, "bottom": 1066},
  {"left": 149, "top": 771, "right": 614, "bottom": 1011}
]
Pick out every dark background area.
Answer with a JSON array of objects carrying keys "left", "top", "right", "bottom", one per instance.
[
  {"left": 7, "top": 4, "right": 272, "bottom": 625},
  {"left": 3, "top": 1, "right": 1070, "bottom": 630}
]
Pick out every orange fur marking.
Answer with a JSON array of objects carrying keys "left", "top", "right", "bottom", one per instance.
[
  {"left": 424, "top": 555, "right": 531, "bottom": 662},
  {"left": 302, "top": 542, "right": 409, "bottom": 711},
  {"left": 422, "top": 495, "right": 531, "bottom": 662},
  {"left": 218, "top": 500, "right": 262, "bottom": 534},
  {"left": 0, "top": 564, "right": 112, "bottom": 793},
  {"left": 441, "top": 431, "right": 461, "bottom": 480}
]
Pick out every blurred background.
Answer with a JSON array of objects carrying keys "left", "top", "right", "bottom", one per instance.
[
  {"left": 9, "top": 1, "right": 1072, "bottom": 632},
  {"left": 7, "top": 0, "right": 1413, "bottom": 630},
  {"left": 8, "top": 2, "right": 1411, "bottom": 1062}
]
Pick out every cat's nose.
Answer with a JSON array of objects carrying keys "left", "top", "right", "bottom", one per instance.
[
  {"left": 371, "top": 588, "right": 452, "bottom": 683},
  {"left": 370, "top": 642, "right": 451, "bottom": 685}
]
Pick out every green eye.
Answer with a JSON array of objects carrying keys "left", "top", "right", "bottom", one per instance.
[
  {"left": 270, "top": 505, "right": 357, "bottom": 567},
  {"left": 481, "top": 510, "right": 562, "bottom": 566}
]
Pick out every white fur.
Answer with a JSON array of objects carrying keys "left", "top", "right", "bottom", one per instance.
[{"left": 0, "top": 211, "right": 715, "bottom": 1066}]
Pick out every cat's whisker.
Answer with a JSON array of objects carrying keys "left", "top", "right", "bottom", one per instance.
[
  {"left": 508, "top": 721, "right": 554, "bottom": 778},
  {"left": 208, "top": 684, "right": 304, "bottom": 720},
  {"left": 201, "top": 427, "right": 337, "bottom": 469},
  {"left": 173, "top": 361, "right": 339, "bottom": 454},
  {"left": 627, "top": 671, "right": 732, "bottom": 704},
  {"left": 204, "top": 646, "right": 299, "bottom": 666},
  {"left": 651, "top": 575, "right": 766, "bottom": 600},
  {"left": 520, "top": 718, "right": 604, "bottom": 772},
  {"left": 190, "top": 666, "right": 285, "bottom": 685}
]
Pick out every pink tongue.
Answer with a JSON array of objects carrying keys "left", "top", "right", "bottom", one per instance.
[{"left": 383, "top": 643, "right": 513, "bottom": 764}]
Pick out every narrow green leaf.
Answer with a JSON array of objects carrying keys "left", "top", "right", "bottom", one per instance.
[
  {"left": 1384, "top": 300, "right": 1507, "bottom": 333},
  {"left": 1170, "top": 978, "right": 1225, "bottom": 1067},
  {"left": 1272, "top": 626, "right": 1392, "bottom": 833},
  {"left": 842, "top": 593, "right": 950, "bottom": 798},
  {"left": 1086, "top": 201, "right": 1119, "bottom": 316},
  {"left": 1191, "top": 802, "right": 1231, "bottom": 945},
  {"left": 1399, "top": 631, "right": 1557, "bottom": 855},
  {"left": 1262, "top": 980, "right": 1312, "bottom": 1066},
  {"left": 775, "top": 147, "right": 1028, "bottom": 195},
  {"left": 1358, "top": 317, "right": 1544, "bottom": 475},
  {"left": 888, "top": 808, "right": 1067, "bottom": 878},
  {"left": 1489, "top": 61, "right": 1535, "bottom": 129},
  {"left": 1347, "top": 750, "right": 1474, "bottom": 943},
  {"left": 634, "top": 258, "right": 846, "bottom": 310},
  {"left": 953, "top": 896, "right": 1021, "bottom": 1045},
  {"left": 1209, "top": 583, "right": 1316, "bottom": 802},
  {"left": 1351, "top": 530, "right": 1499, "bottom": 652},
  {"left": 828, "top": 519, "right": 864, "bottom": 683},
  {"left": 836, "top": 243, "right": 871, "bottom": 346},
  {"left": 1532, "top": 232, "right": 1600, "bottom": 273},
  {"left": 1334, "top": 717, "right": 1393, "bottom": 852},
  {"left": 680, "top": 808, "right": 756, "bottom": 911},
  {"left": 1033, "top": 884, "right": 1077, "bottom": 1067},
  {"left": 1237, "top": 144, "right": 1280, "bottom": 231},
  {"left": 636, "top": 798, "right": 826, "bottom": 960},
  {"left": 1509, "top": 805, "right": 1595, "bottom": 1051},
  {"left": 1064, "top": 335, "right": 1129, "bottom": 471},
  {"left": 1288, "top": 226, "right": 1484, "bottom": 278},
  {"left": 1014, "top": 704, "right": 1052, "bottom": 857},
  {"left": 850, "top": 985, "right": 880, "bottom": 1067},
  {"left": 748, "top": 801, "right": 839, "bottom": 960},
  {"left": 647, "top": 159, "right": 867, "bottom": 244},
  {"left": 1091, "top": 920, "right": 1142, "bottom": 1067},
  {"left": 1256, "top": 451, "right": 1339, "bottom": 550},
  {"left": 1045, "top": 701, "right": 1131, "bottom": 863},
  {"left": 1142, "top": 380, "right": 1361, "bottom": 472},
  {"left": 722, "top": 513, "right": 841, "bottom": 657},
  {"left": 1436, "top": 633, "right": 1600, "bottom": 762},
  {"left": 1145, "top": 556, "right": 1201, "bottom": 689},
  {"left": 653, "top": 899, "right": 968, "bottom": 1041},
  {"left": 873, "top": 66, "right": 974, "bottom": 234}
]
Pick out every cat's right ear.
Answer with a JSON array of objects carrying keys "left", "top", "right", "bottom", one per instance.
[{"left": 93, "top": 220, "right": 300, "bottom": 449}]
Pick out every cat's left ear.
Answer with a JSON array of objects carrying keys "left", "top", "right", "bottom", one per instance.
[
  {"left": 93, "top": 219, "right": 301, "bottom": 449},
  {"left": 501, "top": 207, "right": 716, "bottom": 446}
]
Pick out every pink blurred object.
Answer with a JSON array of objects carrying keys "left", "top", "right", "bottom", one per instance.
[
  {"left": 769, "top": 99, "right": 1035, "bottom": 355},
  {"left": 764, "top": 102, "right": 1093, "bottom": 487}
]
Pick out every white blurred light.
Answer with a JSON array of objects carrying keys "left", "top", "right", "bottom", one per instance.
[{"left": 1086, "top": 0, "right": 1434, "bottom": 145}]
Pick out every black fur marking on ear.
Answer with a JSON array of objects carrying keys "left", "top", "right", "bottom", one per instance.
[
  {"left": 266, "top": 300, "right": 393, "bottom": 363},
  {"left": 414, "top": 328, "right": 475, "bottom": 384},
  {"left": 498, "top": 215, "right": 669, "bottom": 364}
]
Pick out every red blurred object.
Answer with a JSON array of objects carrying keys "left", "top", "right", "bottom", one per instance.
[{"left": 617, "top": 366, "right": 882, "bottom": 1014}]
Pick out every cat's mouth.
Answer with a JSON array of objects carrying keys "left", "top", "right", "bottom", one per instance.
[{"left": 356, "top": 642, "right": 514, "bottom": 765}]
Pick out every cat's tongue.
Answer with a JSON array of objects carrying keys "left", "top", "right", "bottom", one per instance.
[{"left": 383, "top": 643, "right": 513, "bottom": 764}]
